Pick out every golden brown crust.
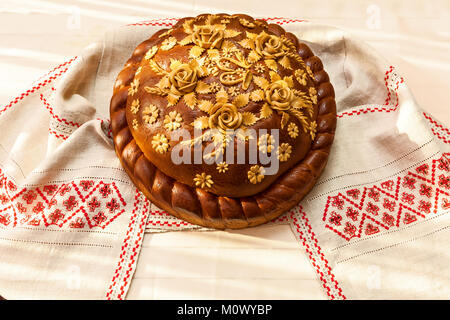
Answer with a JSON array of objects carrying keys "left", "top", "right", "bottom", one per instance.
[{"left": 110, "top": 13, "right": 336, "bottom": 229}]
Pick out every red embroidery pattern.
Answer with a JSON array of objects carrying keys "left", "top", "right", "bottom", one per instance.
[
  {"left": 40, "top": 93, "right": 82, "bottom": 128},
  {"left": 48, "top": 129, "right": 68, "bottom": 140},
  {"left": 126, "top": 17, "right": 179, "bottom": 27},
  {"left": 290, "top": 207, "right": 346, "bottom": 300},
  {"left": 337, "top": 67, "right": 404, "bottom": 119},
  {"left": 423, "top": 112, "right": 450, "bottom": 145},
  {"left": 262, "top": 17, "right": 308, "bottom": 24},
  {"left": 0, "top": 57, "right": 78, "bottom": 116},
  {"left": 322, "top": 154, "right": 450, "bottom": 241},
  {"left": 116, "top": 197, "right": 149, "bottom": 300},
  {"left": 106, "top": 190, "right": 150, "bottom": 300},
  {"left": 0, "top": 170, "right": 127, "bottom": 230}
]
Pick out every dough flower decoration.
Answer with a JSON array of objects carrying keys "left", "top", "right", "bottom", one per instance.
[
  {"left": 128, "top": 78, "right": 139, "bottom": 96},
  {"left": 258, "top": 133, "right": 275, "bottom": 154},
  {"left": 216, "top": 162, "right": 229, "bottom": 173},
  {"left": 277, "top": 143, "right": 292, "bottom": 162},
  {"left": 151, "top": 133, "right": 170, "bottom": 154},
  {"left": 163, "top": 111, "right": 183, "bottom": 131},
  {"left": 192, "top": 24, "right": 225, "bottom": 49},
  {"left": 247, "top": 165, "right": 265, "bottom": 184},
  {"left": 185, "top": 89, "right": 259, "bottom": 159},
  {"left": 228, "top": 86, "right": 240, "bottom": 97},
  {"left": 255, "top": 71, "right": 316, "bottom": 137},
  {"left": 203, "top": 57, "right": 220, "bottom": 76},
  {"left": 209, "top": 82, "right": 222, "bottom": 93},
  {"left": 130, "top": 99, "right": 140, "bottom": 114},
  {"left": 193, "top": 172, "right": 214, "bottom": 189},
  {"left": 208, "top": 102, "right": 243, "bottom": 132},
  {"left": 160, "top": 36, "right": 177, "bottom": 51},
  {"left": 254, "top": 63, "right": 265, "bottom": 74},
  {"left": 287, "top": 122, "right": 299, "bottom": 139},
  {"left": 192, "top": 89, "right": 257, "bottom": 132},
  {"left": 309, "top": 87, "right": 318, "bottom": 104},
  {"left": 132, "top": 119, "right": 139, "bottom": 130},
  {"left": 294, "top": 69, "right": 308, "bottom": 86},
  {"left": 142, "top": 104, "right": 159, "bottom": 124},
  {"left": 221, "top": 46, "right": 240, "bottom": 59},
  {"left": 239, "top": 31, "right": 294, "bottom": 72},
  {"left": 143, "top": 59, "right": 209, "bottom": 109},
  {"left": 255, "top": 32, "right": 286, "bottom": 59},
  {"left": 178, "top": 15, "right": 242, "bottom": 57}
]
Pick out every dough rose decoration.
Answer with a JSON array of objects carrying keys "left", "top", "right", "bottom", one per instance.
[
  {"left": 240, "top": 30, "right": 294, "bottom": 71},
  {"left": 254, "top": 32, "right": 286, "bottom": 59},
  {"left": 169, "top": 64, "right": 199, "bottom": 95},
  {"left": 192, "top": 24, "right": 225, "bottom": 49},
  {"left": 144, "top": 59, "right": 209, "bottom": 108},
  {"left": 257, "top": 71, "right": 317, "bottom": 138},
  {"left": 187, "top": 88, "right": 258, "bottom": 159},
  {"left": 179, "top": 14, "right": 242, "bottom": 56},
  {"left": 208, "top": 102, "right": 243, "bottom": 131}
]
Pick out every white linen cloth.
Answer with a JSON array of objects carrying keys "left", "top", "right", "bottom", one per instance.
[{"left": 0, "top": 18, "right": 448, "bottom": 299}]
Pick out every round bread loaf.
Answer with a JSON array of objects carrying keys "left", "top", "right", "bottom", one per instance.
[{"left": 110, "top": 13, "right": 336, "bottom": 229}]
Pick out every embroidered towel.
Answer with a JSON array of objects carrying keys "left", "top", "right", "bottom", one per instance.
[{"left": 0, "top": 18, "right": 448, "bottom": 299}]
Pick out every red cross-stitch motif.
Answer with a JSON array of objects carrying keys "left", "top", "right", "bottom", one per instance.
[
  {"left": 322, "top": 154, "right": 450, "bottom": 241},
  {"left": 0, "top": 170, "right": 127, "bottom": 230},
  {"left": 346, "top": 207, "right": 359, "bottom": 221},
  {"left": 346, "top": 189, "right": 360, "bottom": 200},
  {"left": 43, "top": 185, "right": 58, "bottom": 196},
  {"left": 382, "top": 198, "right": 396, "bottom": 211},
  {"left": 48, "top": 209, "right": 64, "bottom": 225},
  {"left": 382, "top": 212, "right": 395, "bottom": 226},
  {"left": 442, "top": 198, "right": 450, "bottom": 210},
  {"left": 328, "top": 212, "right": 343, "bottom": 226},
  {"left": 367, "top": 188, "right": 381, "bottom": 202},
  {"left": 401, "top": 192, "right": 415, "bottom": 205}
]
